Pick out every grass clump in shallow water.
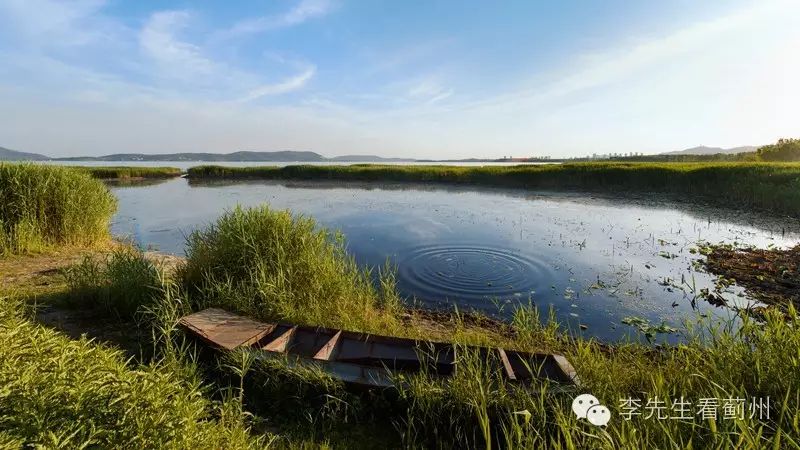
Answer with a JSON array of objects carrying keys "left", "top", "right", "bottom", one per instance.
[
  {"left": 180, "top": 205, "right": 404, "bottom": 333},
  {"left": 0, "top": 163, "right": 117, "bottom": 255}
]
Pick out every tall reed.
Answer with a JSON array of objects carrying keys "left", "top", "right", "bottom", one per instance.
[
  {"left": 179, "top": 205, "right": 403, "bottom": 333},
  {"left": 0, "top": 163, "right": 117, "bottom": 255}
]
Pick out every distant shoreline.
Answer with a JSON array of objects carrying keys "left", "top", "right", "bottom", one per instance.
[{"left": 184, "top": 162, "right": 800, "bottom": 218}]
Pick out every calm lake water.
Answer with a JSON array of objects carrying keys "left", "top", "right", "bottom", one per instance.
[{"left": 109, "top": 177, "right": 800, "bottom": 343}]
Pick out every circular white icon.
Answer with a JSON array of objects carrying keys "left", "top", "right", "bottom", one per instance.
[
  {"left": 586, "top": 404, "right": 611, "bottom": 426},
  {"left": 571, "top": 394, "right": 600, "bottom": 419}
]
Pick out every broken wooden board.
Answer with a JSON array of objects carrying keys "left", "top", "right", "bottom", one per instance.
[{"left": 178, "top": 308, "right": 275, "bottom": 350}]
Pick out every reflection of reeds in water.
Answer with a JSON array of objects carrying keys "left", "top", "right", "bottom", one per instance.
[{"left": 103, "top": 177, "right": 175, "bottom": 188}]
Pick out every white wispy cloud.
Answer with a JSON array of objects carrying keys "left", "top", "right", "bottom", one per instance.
[
  {"left": 0, "top": 0, "right": 105, "bottom": 40},
  {"left": 139, "top": 11, "right": 215, "bottom": 79},
  {"left": 138, "top": 9, "right": 316, "bottom": 100},
  {"left": 223, "top": 0, "right": 335, "bottom": 38},
  {"left": 1, "top": 0, "right": 797, "bottom": 159},
  {"left": 237, "top": 66, "right": 316, "bottom": 102},
  {"left": 0, "top": 0, "right": 127, "bottom": 49},
  {"left": 405, "top": 77, "right": 454, "bottom": 105},
  {"left": 458, "top": 0, "right": 797, "bottom": 116}
]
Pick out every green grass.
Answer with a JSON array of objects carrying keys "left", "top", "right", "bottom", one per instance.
[
  {"left": 71, "top": 165, "right": 183, "bottom": 179},
  {"left": 168, "top": 205, "right": 800, "bottom": 448},
  {"left": 188, "top": 162, "right": 800, "bottom": 217},
  {"left": 0, "top": 163, "right": 117, "bottom": 255},
  {"left": 392, "top": 308, "right": 800, "bottom": 449},
  {"left": 64, "top": 247, "right": 163, "bottom": 320},
  {"left": 3, "top": 172, "right": 798, "bottom": 448},
  {"left": 179, "top": 205, "right": 404, "bottom": 334},
  {"left": 0, "top": 296, "right": 268, "bottom": 449}
]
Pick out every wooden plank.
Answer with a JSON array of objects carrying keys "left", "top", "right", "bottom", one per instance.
[
  {"left": 313, "top": 330, "right": 342, "bottom": 361},
  {"left": 262, "top": 326, "right": 297, "bottom": 353},
  {"left": 497, "top": 348, "right": 517, "bottom": 381},
  {"left": 552, "top": 354, "right": 580, "bottom": 385},
  {"left": 179, "top": 308, "right": 273, "bottom": 350}
]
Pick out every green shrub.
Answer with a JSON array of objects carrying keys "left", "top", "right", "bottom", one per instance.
[
  {"left": 65, "top": 248, "right": 162, "bottom": 320},
  {"left": 180, "top": 206, "right": 402, "bottom": 333},
  {"left": 0, "top": 163, "right": 117, "bottom": 255},
  {"left": 757, "top": 138, "right": 800, "bottom": 162}
]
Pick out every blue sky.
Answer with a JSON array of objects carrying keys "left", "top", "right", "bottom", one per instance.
[{"left": 0, "top": 0, "right": 798, "bottom": 158}]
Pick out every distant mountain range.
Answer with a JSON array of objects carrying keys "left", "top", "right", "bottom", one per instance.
[
  {"left": 0, "top": 146, "right": 50, "bottom": 161},
  {"left": 0, "top": 144, "right": 765, "bottom": 162},
  {"left": 662, "top": 145, "right": 759, "bottom": 156},
  {"left": 58, "top": 151, "right": 328, "bottom": 162},
  {"left": 0, "top": 147, "right": 415, "bottom": 162}
]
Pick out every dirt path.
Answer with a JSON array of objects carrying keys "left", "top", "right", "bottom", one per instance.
[{"left": 1, "top": 245, "right": 185, "bottom": 356}]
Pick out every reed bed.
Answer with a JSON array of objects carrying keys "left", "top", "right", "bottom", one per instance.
[
  {"left": 0, "top": 163, "right": 117, "bottom": 255},
  {"left": 188, "top": 162, "right": 800, "bottom": 217},
  {"left": 73, "top": 165, "right": 183, "bottom": 179},
  {"left": 179, "top": 205, "right": 404, "bottom": 334}
]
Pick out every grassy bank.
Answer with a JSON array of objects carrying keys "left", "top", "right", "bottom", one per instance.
[
  {"left": 188, "top": 162, "right": 800, "bottom": 217},
  {"left": 3, "top": 180, "right": 799, "bottom": 446},
  {"left": 0, "top": 295, "right": 268, "bottom": 448},
  {"left": 0, "top": 163, "right": 117, "bottom": 255},
  {"left": 71, "top": 165, "right": 183, "bottom": 179},
  {"left": 170, "top": 206, "right": 799, "bottom": 448}
]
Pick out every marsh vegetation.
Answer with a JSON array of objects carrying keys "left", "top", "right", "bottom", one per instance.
[
  {"left": 73, "top": 165, "right": 183, "bottom": 179},
  {"left": 0, "top": 163, "right": 117, "bottom": 255},
  {"left": 2, "top": 163, "right": 799, "bottom": 448},
  {"left": 188, "top": 162, "right": 800, "bottom": 217}
]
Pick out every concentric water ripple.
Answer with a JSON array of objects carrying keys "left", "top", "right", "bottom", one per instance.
[{"left": 396, "top": 244, "right": 552, "bottom": 309}]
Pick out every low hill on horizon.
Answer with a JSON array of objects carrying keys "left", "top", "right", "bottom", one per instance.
[
  {"left": 662, "top": 145, "right": 759, "bottom": 156},
  {"left": 56, "top": 150, "right": 327, "bottom": 162},
  {"left": 0, "top": 146, "right": 50, "bottom": 161}
]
